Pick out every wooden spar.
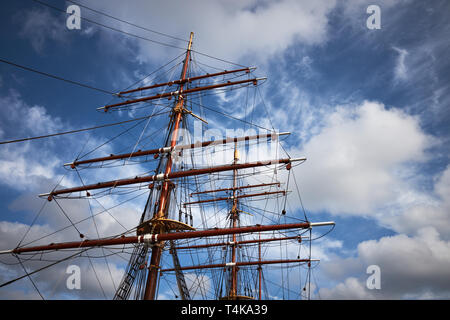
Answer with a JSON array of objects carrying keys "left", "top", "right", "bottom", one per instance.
[
  {"left": 183, "top": 190, "right": 285, "bottom": 206},
  {"left": 64, "top": 132, "right": 290, "bottom": 168},
  {"left": 143, "top": 31, "right": 194, "bottom": 301},
  {"left": 173, "top": 235, "right": 305, "bottom": 251},
  {"left": 41, "top": 157, "right": 305, "bottom": 199},
  {"left": 160, "top": 259, "right": 315, "bottom": 272},
  {"left": 190, "top": 182, "right": 281, "bottom": 196},
  {"left": 258, "top": 232, "right": 262, "bottom": 300},
  {"left": 10, "top": 236, "right": 140, "bottom": 254},
  {"left": 119, "top": 67, "right": 255, "bottom": 95},
  {"left": 8, "top": 222, "right": 332, "bottom": 254},
  {"left": 100, "top": 77, "right": 266, "bottom": 112}
]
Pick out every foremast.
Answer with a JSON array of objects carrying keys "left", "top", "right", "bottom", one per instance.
[{"left": 143, "top": 31, "right": 194, "bottom": 301}]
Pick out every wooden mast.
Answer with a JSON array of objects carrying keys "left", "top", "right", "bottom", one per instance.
[
  {"left": 230, "top": 142, "right": 239, "bottom": 298},
  {"left": 143, "top": 32, "right": 194, "bottom": 300},
  {"left": 258, "top": 231, "right": 262, "bottom": 300}
]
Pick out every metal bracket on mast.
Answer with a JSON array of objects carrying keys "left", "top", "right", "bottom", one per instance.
[{"left": 136, "top": 218, "right": 195, "bottom": 236}]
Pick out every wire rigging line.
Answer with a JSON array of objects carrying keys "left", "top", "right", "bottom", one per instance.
[
  {"left": 16, "top": 257, "right": 45, "bottom": 299},
  {"left": 291, "top": 168, "right": 309, "bottom": 222},
  {"left": 257, "top": 87, "right": 291, "bottom": 158},
  {"left": 15, "top": 165, "right": 71, "bottom": 252},
  {"left": 191, "top": 50, "right": 247, "bottom": 68},
  {"left": 0, "top": 248, "right": 91, "bottom": 288},
  {"left": 31, "top": 0, "right": 247, "bottom": 68},
  {"left": 66, "top": 0, "right": 189, "bottom": 43},
  {"left": 84, "top": 199, "right": 116, "bottom": 293},
  {"left": 86, "top": 250, "right": 108, "bottom": 299},
  {"left": 0, "top": 57, "right": 114, "bottom": 95},
  {"left": 54, "top": 198, "right": 83, "bottom": 236},
  {"left": 15, "top": 199, "right": 48, "bottom": 248},
  {"left": 74, "top": 168, "right": 128, "bottom": 231},
  {"left": 0, "top": 112, "right": 169, "bottom": 145},
  {"left": 190, "top": 100, "right": 273, "bottom": 132},
  {"left": 121, "top": 52, "right": 186, "bottom": 93},
  {"left": 124, "top": 61, "right": 179, "bottom": 164},
  {"left": 31, "top": 0, "right": 188, "bottom": 51}
]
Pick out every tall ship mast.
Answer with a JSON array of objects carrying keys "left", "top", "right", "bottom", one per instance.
[{"left": 0, "top": 32, "right": 334, "bottom": 300}]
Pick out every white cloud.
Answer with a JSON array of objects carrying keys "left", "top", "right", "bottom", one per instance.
[
  {"left": 0, "top": 91, "right": 64, "bottom": 191},
  {"left": 320, "top": 226, "right": 450, "bottom": 299},
  {"left": 0, "top": 221, "right": 55, "bottom": 256},
  {"left": 0, "top": 90, "right": 152, "bottom": 194},
  {"left": 184, "top": 273, "right": 212, "bottom": 299},
  {"left": 17, "top": 8, "right": 67, "bottom": 53},
  {"left": 295, "top": 56, "right": 315, "bottom": 79},
  {"left": 320, "top": 277, "right": 376, "bottom": 299},
  {"left": 393, "top": 46, "right": 409, "bottom": 81},
  {"left": 382, "top": 165, "right": 450, "bottom": 236},
  {"left": 0, "top": 90, "right": 64, "bottom": 139},
  {"left": 81, "top": 26, "right": 96, "bottom": 37},
  {"left": 289, "top": 100, "right": 432, "bottom": 215},
  {"left": 318, "top": 162, "right": 450, "bottom": 300}
]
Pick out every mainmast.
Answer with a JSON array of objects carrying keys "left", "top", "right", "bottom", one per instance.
[{"left": 143, "top": 32, "right": 194, "bottom": 300}]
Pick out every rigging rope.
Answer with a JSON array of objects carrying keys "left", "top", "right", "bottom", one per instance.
[
  {"left": 0, "top": 112, "right": 169, "bottom": 145},
  {"left": 0, "top": 248, "right": 91, "bottom": 288},
  {"left": 0, "top": 57, "right": 114, "bottom": 95},
  {"left": 66, "top": 0, "right": 189, "bottom": 43},
  {"left": 30, "top": 0, "right": 248, "bottom": 68},
  {"left": 30, "top": 0, "right": 187, "bottom": 52},
  {"left": 16, "top": 257, "right": 45, "bottom": 300}
]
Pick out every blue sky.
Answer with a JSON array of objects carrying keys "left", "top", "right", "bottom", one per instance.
[{"left": 0, "top": 0, "right": 449, "bottom": 299}]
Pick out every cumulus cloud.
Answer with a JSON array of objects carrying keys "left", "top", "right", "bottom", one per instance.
[
  {"left": 317, "top": 164, "right": 450, "bottom": 299},
  {"left": 382, "top": 165, "right": 450, "bottom": 236},
  {"left": 0, "top": 91, "right": 64, "bottom": 140},
  {"left": 320, "top": 277, "right": 376, "bottom": 299},
  {"left": 289, "top": 100, "right": 431, "bottom": 215},
  {"left": 0, "top": 91, "right": 65, "bottom": 191},
  {"left": 320, "top": 226, "right": 450, "bottom": 299}
]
